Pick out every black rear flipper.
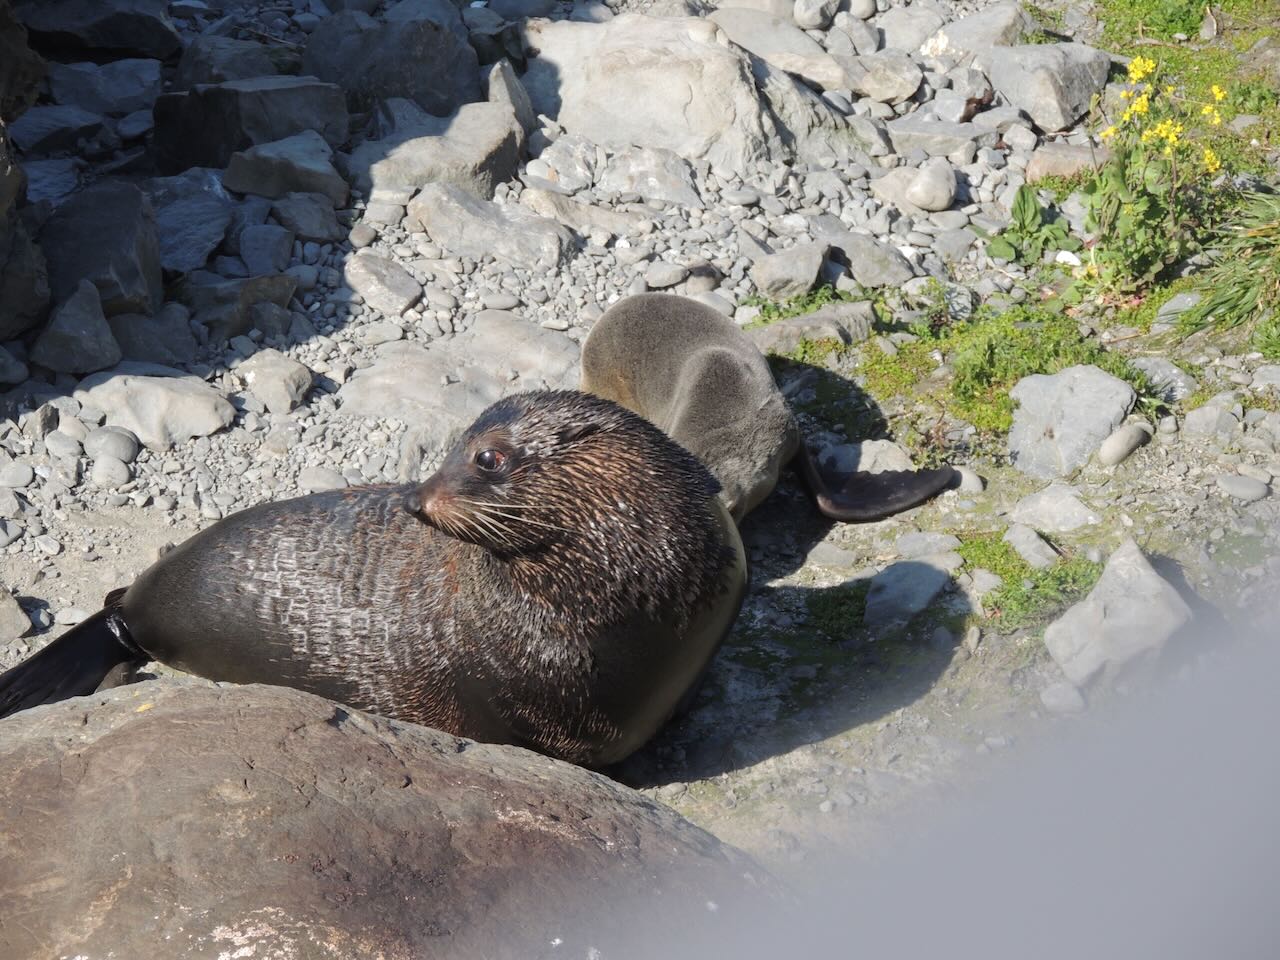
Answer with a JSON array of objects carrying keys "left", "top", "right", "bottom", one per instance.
[
  {"left": 797, "top": 446, "right": 959, "bottom": 522},
  {"left": 0, "top": 607, "right": 141, "bottom": 720}
]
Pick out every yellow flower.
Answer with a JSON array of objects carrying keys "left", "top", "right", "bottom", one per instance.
[
  {"left": 1211, "top": 110, "right": 1222, "bottom": 126},
  {"left": 1202, "top": 147, "right": 1221, "bottom": 173},
  {"left": 1127, "top": 55, "right": 1156, "bottom": 84},
  {"left": 1164, "top": 85, "right": 1176, "bottom": 95},
  {"left": 1100, "top": 125, "right": 1118, "bottom": 140},
  {"left": 1131, "top": 92, "right": 1151, "bottom": 115},
  {"left": 1121, "top": 89, "right": 1135, "bottom": 99},
  {"left": 1212, "top": 84, "right": 1227, "bottom": 102}
]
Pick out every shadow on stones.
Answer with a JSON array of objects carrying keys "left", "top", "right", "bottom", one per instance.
[{"left": 615, "top": 362, "right": 970, "bottom": 788}]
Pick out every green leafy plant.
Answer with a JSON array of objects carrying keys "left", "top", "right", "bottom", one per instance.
[
  {"left": 980, "top": 185, "right": 1081, "bottom": 265},
  {"left": 742, "top": 284, "right": 859, "bottom": 327},
  {"left": 956, "top": 532, "right": 1103, "bottom": 631},
  {"left": 1181, "top": 191, "right": 1280, "bottom": 358}
]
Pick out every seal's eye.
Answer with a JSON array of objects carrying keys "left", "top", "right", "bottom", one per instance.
[{"left": 475, "top": 448, "right": 507, "bottom": 473}]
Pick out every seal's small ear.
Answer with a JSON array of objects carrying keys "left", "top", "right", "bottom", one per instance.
[{"left": 558, "top": 422, "right": 600, "bottom": 445}]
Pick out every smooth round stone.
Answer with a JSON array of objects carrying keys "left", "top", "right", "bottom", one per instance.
[
  {"left": 54, "top": 607, "right": 90, "bottom": 626},
  {"left": 84, "top": 426, "right": 142, "bottom": 464},
  {"left": 906, "top": 158, "right": 957, "bottom": 212},
  {"left": 348, "top": 224, "right": 377, "bottom": 248},
  {"left": 43, "top": 430, "right": 83, "bottom": 460},
  {"left": 722, "top": 187, "right": 760, "bottom": 206},
  {"left": 90, "top": 455, "right": 132, "bottom": 489},
  {"left": 482, "top": 292, "right": 520, "bottom": 310},
  {"left": 0, "top": 462, "right": 35, "bottom": 488},
  {"left": 931, "top": 210, "right": 969, "bottom": 230},
  {"left": 1098, "top": 423, "right": 1151, "bottom": 466},
  {"left": 956, "top": 466, "right": 985, "bottom": 492},
  {"left": 1216, "top": 474, "right": 1269, "bottom": 502},
  {"left": 847, "top": 0, "right": 875, "bottom": 18},
  {"left": 299, "top": 466, "right": 348, "bottom": 492}
]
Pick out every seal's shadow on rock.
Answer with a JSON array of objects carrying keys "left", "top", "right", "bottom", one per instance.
[{"left": 614, "top": 360, "right": 970, "bottom": 787}]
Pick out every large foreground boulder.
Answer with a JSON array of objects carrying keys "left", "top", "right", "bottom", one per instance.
[
  {"left": 0, "top": 681, "right": 767, "bottom": 960},
  {"left": 13, "top": 0, "right": 181, "bottom": 59}
]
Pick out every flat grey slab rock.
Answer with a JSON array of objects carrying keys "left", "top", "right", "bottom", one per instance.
[
  {"left": 406, "top": 182, "right": 575, "bottom": 270},
  {"left": 708, "top": 8, "right": 847, "bottom": 90},
  {"left": 141, "top": 167, "right": 235, "bottom": 275},
  {"left": 1044, "top": 538, "right": 1192, "bottom": 686},
  {"left": 223, "top": 130, "right": 349, "bottom": 207},
  {"left": 1008, "top": 364, "right": 1135, "bottom": 479},
  {"left": 343, "top": 252, "right": 423, "bottom": 317},
  {"left": 47, "top": 58, "right": 162, "bottom": 115},
  {"left": 1009, "top": 483, "right": 1101, "bottom": 533},
  {"left": 864, "top": 550, "right": 964, "bottom": 627},
  {"left": 0, "top": 681, "right": 767, "bottom": 960},
  {"left": 74, "top": 361, "right": 235, "bottom": 450},
  {"left": 30, "top": 279, "right": 122, "bottom": 374},
  {"left": 982, "top": 42, "right": 1111, "bottom": 133}
]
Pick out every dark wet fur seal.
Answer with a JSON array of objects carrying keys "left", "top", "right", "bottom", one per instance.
[
  {"left": 0, "top": 391, "right": 747, "bottom": 767},
  {"left": 582, "top": 293, "right": 957, "bottom": 522}
]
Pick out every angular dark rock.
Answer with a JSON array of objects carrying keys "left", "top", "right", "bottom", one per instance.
[
  {"left": 176, "top": 270, "right": 297, "bottom": 343},
  {"left": 174, "top": 35, "right": 280, "bottom": 89},
  {"left": 0, "top": 682, "right": 768, "bottom": 960},
  {"left": 6, "top": 103, "right": 104, "bottom": 153},
  {"left": 47, "top": 58, "right": 161, "bottom": 115},
  {"left": 239, "top": 223, "right": 294, "bottom": 276},
  {"left": 38, "top": 179, "right": 163, "bottom": 315},
  {"left": 0, "top": 0, "right": 45, "bottom": 122},
  {"left": 270, "top": 192, "right": 343, "bottom": 242},
  {"left": 141, "top": 168, "right": 235, "bottom": 275},
  {"left": 107, "top": 302, "right": 198, "bottom": 365},
  {"left": 223, "top": 130, "right": 349, "bottom": 207},
  {"left": 302, "top": 10, "right": 482, "bottom": 116},
  {"left": 30, "top": 279, "right": 122, "bottom": 374},
  {"left": 13, "top": 0, "right": 180, "bottom": 60},
  {"left": 152, "top": 76, "right": 349, "bottom": 174}
]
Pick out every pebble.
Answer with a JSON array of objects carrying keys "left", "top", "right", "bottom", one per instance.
[{"left": 1216, "top": 474, "right": 1269, "bottom": 502}]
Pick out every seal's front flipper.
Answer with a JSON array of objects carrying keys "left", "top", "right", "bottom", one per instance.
[{"left": 797, "top": 446, "right": 958, "bottom": 522}]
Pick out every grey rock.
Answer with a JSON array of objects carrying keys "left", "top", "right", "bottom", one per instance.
[
  {"left": 1216, "top": 474, "right": 1269, "bottom": 502},
  {"left": 343, "top": 253, "right": 422, "bottom": 317},
  {"left": 0, "top": 519, "right": 21, "bottom": 548},
  {"left": 141, "top": 168, "right": 235, "bottom": 274},
  {"left": 344, "top": 101, "right": 521, "bottom": 199},
  {"left": 519, "top": 188, "right": 645, "bottom": 241},
  {"left": 84, "top": 426, "right": 141, "bottom": 463},
  {"left": 74, "top": 362, "right": 236, "bottom": 450},
  {"left": 13, "top": 0, "right": 181, "bottom": 59},
  {"left": 1155, "top": 291, "right": 1201, "bottom": 324},
  {"left": 302, "top": 10, "right": 482, "bottom": 115},
  {"left": 0, "top": 461, "right": 34, "bottom": 488},
  {"left": 270, "top": 192, "right": 343, "bottom": 243},
  {"left": 864, "top": 551, "right": 963, "bottom": 627},
  {"left": 0, "top": 0, "right": 44, "bottom": 121},
  {"left": 821, "top": 438, "right": 913, "bottom": 475},
  {"left": 43, "top": 430, "right": 82, "bottom": 460},
  {"left": 1098, "top": 422, "right": 1150, "bottom": 466},
  {"left": 239, "top": 224, "right": 294, "bottom": 276},
  {"left": 0, "top": 589, "right": 28, "bottom": 639},
  {"left": 1009, "top": 365, "right": 1135, "bottom": 478},
  {"left": 1044, "top": 538, "right": 1192, "bottom": 686},
  {"left": 20, "top": 157, "right": 81, "bottom": 206},
  {"left": 224, "top": 130, "right": 349, "bottom": 207},
  {"left": 47, "top": 59, "right": 161, "bottom": 115},
  {"left": 521, "top": 15, "right": 783, "bottom": 178},
  {"left": 1009, "top": 483, "right": 1101, "bottom": 533},
  {"left": 488, "top": 59, "right": 537, "bottom": 137},
  {"left": 38, "top": 180, "right": 163, "bottom": 316},
  {"left": 1130, "top": 357, "right": 1197, "bottom": 402},
  {"left": 1002, "top": 523, "right": 1059, "bottom": 569},
  {"left": 31, "top": 280, "right": 122, "bottom": 374},
  {"left": 1039, "top": 680, "right": 1086, "bottom": 714},
  {"left": 905, "top": 158, "right": 957, "bottom": 212},
  {"left": 1250, "top": 365, "right": 1280, "bottom": 392},
  {"left": 174, "top": 35, "right": 279, "bottom": 89},
  {"left": 819, "top": 230, "right": 914, "bottom": 287},
  {"left": 0, "top": 198, "right": 49, "bottom": 340},
  {"left": 89, "top": 454, "right": 131, "bottom": 488},
  {"left": 708, "top": 8, "right": 846, "bottom": 90},
  {"left": 645, "top": 261, "right": 690, "bottom": 289},
  {"left": 1183, "top": 402, "right": 1239, "bottom": 438},
  {"left": 407, "top": 183, "right": 575, "bottom": 270},
  {"left": 844, "top": 52, "right": 922, "bottom": 104},
  {"left": 750, "top": 242, "right": 827, "bottom": 299},
  {"left": 1026, "top": 142, "right": 1107, "bottom": 182},
  {"left": 238, "top": 348, "right": 312, "bottom": 415},
  {"left": 886, "top": 115, "right": 996, "bottom": 156},
  {"left": 0, "top": 682, "right": 763, "bottom": 959},
  {"left": 0, "top": 345, "right": 27, "bottom": 385},
  {"left": 384, "top": 0, "right": 468, "bottom": 39},
  {"left": 299, "top": 465, "right": 348, "bottom": 490},
  {"left": 748, "top": 311, "right": 851, "bottom": 356},
  {"left": 793, "top": 0, "right": 839, "bottom": 30},
  {"left": 177, "top": 272, "right": 297, "bottom": 343},
  {"left": 877, "top": 1, "right": 945, "bottom": 52},
  {"left": 153, "top": 76, "right": 348, "bottom": 174},
  {"left": 984, "top": 43, "right": 1111, "bottom": 133},
  {"left": 340, "top": 312, "right": 579, "bottom": 464},
  {"left": 896, "top": 531, "right": 961, "bottom": 558},
  {"left": 108, "top": 303, "right": 198, "bottom": 366},
  {"left": 6, "top": 104, "right": 104, "bottom": 153},
  {"left": 956, "top": 466, "right": 985, "bottom": 492},
  {"left": 598, "top": 145, "right": 702, "bottom": 208},
  {"left": 921, "top": 1, "right": 1034, "bottom": 59}
]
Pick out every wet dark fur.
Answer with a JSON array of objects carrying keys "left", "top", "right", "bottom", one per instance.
[{"left": 0, "top": 392, "right": 745, "bottom": 766}]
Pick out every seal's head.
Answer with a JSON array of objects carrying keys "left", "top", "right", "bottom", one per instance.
[{"left": 407, "top": 390, "right": 731, "bottom": 627}]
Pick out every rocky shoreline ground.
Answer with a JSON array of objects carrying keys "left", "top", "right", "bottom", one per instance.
[{"left": 1, "top": 0, "right": 1279, "bottom": 941}]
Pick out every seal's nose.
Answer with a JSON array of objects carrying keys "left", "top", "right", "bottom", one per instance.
[{"left": 407, "top": 474, "right": 449, "bottom": 523}]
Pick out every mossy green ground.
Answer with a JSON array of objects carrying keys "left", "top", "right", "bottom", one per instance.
[{"left": 956, "top": 533, "right": 1104, "bottom": 631}]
